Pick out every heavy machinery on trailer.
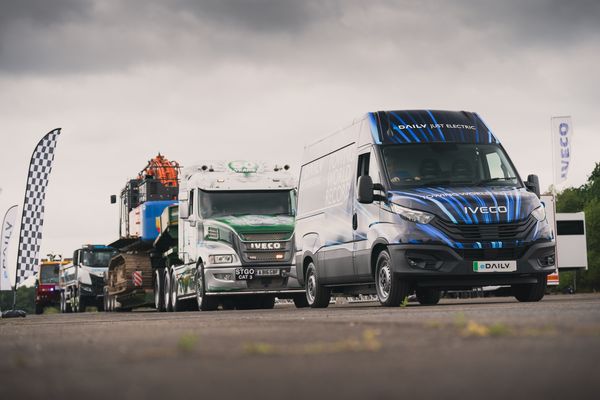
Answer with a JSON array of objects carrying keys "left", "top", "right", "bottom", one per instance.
[
  {"left": 160, "top": 160, "right": 305, "bottom": 311},
  {"left": 58, "top": 245, "right": 117, "bottom": 312},
  {"left": 104, "top": 154, "right": 179, "bottom": 311}
]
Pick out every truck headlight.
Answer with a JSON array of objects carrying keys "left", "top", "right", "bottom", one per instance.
[
  {"left": 531, "top": 206, "right": 546, "bottom": 222},
  {"left": 209, "top": 254, "right": 235, "bottom": 264},
  {"left": 390, "top": 203, "right": 435, "bottom": 224}
]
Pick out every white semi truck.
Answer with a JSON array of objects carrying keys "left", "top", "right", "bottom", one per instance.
[
  {"left": 104, "top": 157, "right": 306, "bottom": 311},
  {"left": 162, "top": 160, "right": 306, "bottom": 311}
]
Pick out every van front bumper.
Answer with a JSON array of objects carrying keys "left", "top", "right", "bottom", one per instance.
[{"left": 388, "top": 241, "right": 556, "bottom": 288}]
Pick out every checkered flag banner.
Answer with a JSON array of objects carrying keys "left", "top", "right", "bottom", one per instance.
[{"left": 15, "top": 128, "right": 61, "bottom": 286}]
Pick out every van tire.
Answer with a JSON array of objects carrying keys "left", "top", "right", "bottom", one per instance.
[
  {"left": 416, "top": 288, "right": 441, "bottom": 305},
  {"left": 305, "top": 262, "right": 331, "bottom": 308},
  {"left": 375, "top": 250, "right": 410, "bottom": 307},
  {"left": 513, "top": 275, "right": 547, "bottom": 302},
  {"left": 292, "top": 294, "right": 309, "bottom": 308}
]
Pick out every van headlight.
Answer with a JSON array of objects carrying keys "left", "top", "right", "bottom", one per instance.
[
  {"left": 208, "top": 254, "right": 236, "bottom": 264},
  {"left": 531, "top": 206, "right": 546, "bottom": 222},
  {"left": 390, "top": 203, "right": 435, "bottom": 224}
]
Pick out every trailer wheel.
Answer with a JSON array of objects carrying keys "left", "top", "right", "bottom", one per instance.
[
  {"left": 375, "top": 250, "right": 410, "bottom": 307},
  {"left": 416, "top": 288, "right": 441, "bottom": 306},
  {"left": 513, "top": 275, "right": 547, "bottom": 302},
  {"left": 154, "top": 269, "right": 165, "bottom": 312},
  {"left": 195, "top": 264, "right": 218, "bottom": 311},
  {"left": 305, "top": 262, "right": 331, "bottom": 308}
]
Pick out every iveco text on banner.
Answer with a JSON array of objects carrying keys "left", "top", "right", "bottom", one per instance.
[
  {"left": 1, "top": 205, "right": 18, "bottom": 291},
  {"left": 552, "top": 116, "right": 573, "bottom": 184}
]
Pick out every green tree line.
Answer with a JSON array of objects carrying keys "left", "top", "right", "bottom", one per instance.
[
  {"left": 0, "top": 286, "right": 35, "bottom": 314},
  {"left": 555, "top": 162, "right": 600, "bottom": 291}
]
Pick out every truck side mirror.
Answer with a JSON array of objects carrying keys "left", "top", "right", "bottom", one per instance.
[
  {"left": 73, "top": 250, "right": 79, "bottom": 266},
  {"left": 525, "top": 174, "right": 541, "bottom": 198},
  {"left": 357, "top": 175, "right": 374, "bottom": 204},
  {"left": 179, "top": 200, "right": 189, "bottom": 219},
  {"left": 110, "top": 195, "right": 117, "bottom": 204}
]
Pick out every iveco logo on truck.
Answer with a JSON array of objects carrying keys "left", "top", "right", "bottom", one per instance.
[
  {"left": 249, "top": 242, "right": 282, "bottom": 250},
  {"left": 464, "top": 206, "right": 508, "bottom": 214}
]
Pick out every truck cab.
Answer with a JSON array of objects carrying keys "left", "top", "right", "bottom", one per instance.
[
  {"left": 164, "top": 160, "right": 305, "bottom": 311},
  {"left": 295, "top": 110, "right": 556, "bottom": 307},
  {"left": 35, "top": 257, "right": 69, "bottom": 314},
  {"left": 59, "top": 245, "right": 117, "bottom": 312}
]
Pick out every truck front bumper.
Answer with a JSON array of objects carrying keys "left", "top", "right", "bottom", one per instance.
[
  {"left": 388, "top": 241, "right": 556, "bottom": 289},
  {"left": 204, "top": 264, "right": 304, "bottom": 295}
]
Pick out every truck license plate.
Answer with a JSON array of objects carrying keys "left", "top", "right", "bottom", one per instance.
[
  {"left": 473, "top": 260, "right": 517, "bottom": 273},
  {"left": 235, "top": 268, "right": 280, "bottom": 280}
]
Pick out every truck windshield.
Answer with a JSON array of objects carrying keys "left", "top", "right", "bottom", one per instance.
[
  {"left": 382, "top": 143, "right": 521, "bottom": 189},
  {"left": 82, "top": 250, "right": 117, "bottom": 268},
  {"left": 199, "top": 190, "right": 294, "bottom": 219},
  {"left": 40, "top": 264, "right": 59, "bottom": 284}
]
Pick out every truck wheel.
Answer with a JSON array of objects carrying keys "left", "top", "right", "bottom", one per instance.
[
  {"left": 376, "top": 250, "right": 410, "bottom": 307},
  {"left": 77, "top": 292, "right": 87, "bottom": 313},
  {"left": 35, "top": 303, "right": 44, "bottom": 315},
  {"left": 513, "top": 275, "right": 547, "bottom": 302},
  {"left": 221, "top": 298, "right": 235, "bottom": 310},
  {"left": 164, "top": 269, "right": 172, "bottom": 312},
  {"left": 195, "top": 265, "right": 218, "bottom": 311},
  {"left": 102, "top": 288, "right": 109, "bottom": 312},
  {"left": 259, "top": 295, "right": 276, "bottom": 309},
  {"left": 154, "top": 269, "right": 165, "bottom": 312},
  {"left": 305, "top": 262, "right": 331, "bottom": 308},
  {"left": 60, "top": 292, "right": 65, "bottom": 313},
  {"left": 416, "top": 288, "right": 441, "bottom": 305},
  {"left": 292, "top": 294, "right": 309, "bottom": 308},
  {"left": 170, "top": 270, "right": 181, "bottom": 312}
]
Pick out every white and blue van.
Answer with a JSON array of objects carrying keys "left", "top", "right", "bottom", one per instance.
[{"left": 295, "top": 110, "right": 555, "bottom": 307}]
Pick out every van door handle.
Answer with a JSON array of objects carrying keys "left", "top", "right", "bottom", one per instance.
[{"left": 352, "top": 213, "right": 358, "bottom": 230}]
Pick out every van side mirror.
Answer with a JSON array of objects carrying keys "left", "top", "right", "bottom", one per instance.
[
  {"left": 358, "top": 176, "right": 374, "bottom": 204},
  {"left": 110, "top": 195, "right": 117, "bottom": 204},
  {"left": 525, "top": 174, "right": 541, "bottom": 198}
]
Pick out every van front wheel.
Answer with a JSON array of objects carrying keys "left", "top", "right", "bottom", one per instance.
[
  {"left": 513, "top": 275, "right": 547, "bottom": 302},
  {"left": 305, "top": 262, "right": 330, "bottom": 308},
  {"left": 376, "top": 250, "right": 410, "bottom": 307}
]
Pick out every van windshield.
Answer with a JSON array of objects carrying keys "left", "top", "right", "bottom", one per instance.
[
  {"left": 199, "top": 190, "right": 294, "bottom": 219},
  {"left": 382, "top": 143, "right": 521, "bottom": 189}
]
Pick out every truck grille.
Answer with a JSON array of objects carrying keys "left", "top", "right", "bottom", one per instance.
[
  {"left": 244, "top": 252, "right": 288, "bottom": 262},
  {"left": 433, "top": 216, "right": 536, "bottom": 242},
  {"left": 240, "top": 232, "right": 292, "bottom": 241}
]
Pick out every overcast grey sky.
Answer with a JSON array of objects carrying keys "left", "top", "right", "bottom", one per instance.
[{"left": 1, "top": 0, "right": 599, "bottom": 277}]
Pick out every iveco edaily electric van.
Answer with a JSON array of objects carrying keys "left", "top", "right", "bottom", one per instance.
[{"left": 294, "top": 110, "right": 555, "bottom": 307}]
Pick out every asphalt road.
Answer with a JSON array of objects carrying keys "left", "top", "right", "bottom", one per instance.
[{"left": 1, "top": 294, "right": 600, "bottom": 400}]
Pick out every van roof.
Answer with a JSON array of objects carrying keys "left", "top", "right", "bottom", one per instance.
[{"left": 369, "top": 110, "right": 499, "bottom": 145}]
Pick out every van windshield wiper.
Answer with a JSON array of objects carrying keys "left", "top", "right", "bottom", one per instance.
[{"left": 477, "top": 177, "right": 517, "bottom": 185}]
